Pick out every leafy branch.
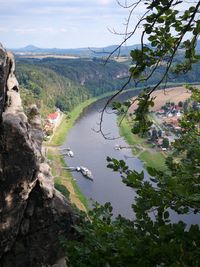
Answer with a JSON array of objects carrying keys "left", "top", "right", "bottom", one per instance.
[{"left": 98, "top": 0, "right": 200, "bottom": 136}]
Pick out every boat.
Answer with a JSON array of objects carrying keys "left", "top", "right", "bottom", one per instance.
[
  {"left": 114, "top": 144, "right": 121, "bottom": 150},
  {"left": 61, "top": 149, "right": 74, "bottom": 157},
  {"left": 67, "top": 150, "right": 74, "bottom": 157},
  {"left": 80, "top": 166, "right": 93, "bottom": 180}
]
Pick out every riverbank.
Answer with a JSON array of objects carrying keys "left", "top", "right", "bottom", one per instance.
[
  {"left": 50, "top": 98, "right": 98, "bottom": 146},
  {"left": 46, "top": 85, "right": 191, "bottom": 211},
  {"left": 47, "top": 92, "right": 130, "bottom": 212},
  {"left": 119, "top": 85, "right": 195, "bottom": 171},
  {"left": 45, "top": 98, "right": 101, "bottom": 212},
  {"left": 118, "top": 116, "right": 167, "bottom": 171},
  {"left": 47, "top": 147, "right": 88, "bottom": 211}
]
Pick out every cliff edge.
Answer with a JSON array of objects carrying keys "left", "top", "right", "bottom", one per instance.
[{"left": 0, "top": 44, "right": 74, "bottom": 267}]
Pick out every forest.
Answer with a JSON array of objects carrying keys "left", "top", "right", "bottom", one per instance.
[{"left": 16, "top": 52, "right": 200, "bottom": 117}]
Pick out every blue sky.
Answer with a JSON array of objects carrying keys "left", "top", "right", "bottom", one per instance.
[
  {"left": 0, "top": 0, "right": 191, "bottom": 49},
  {"left": 0, "top": 0, "right": 144, "bottom": 48}
]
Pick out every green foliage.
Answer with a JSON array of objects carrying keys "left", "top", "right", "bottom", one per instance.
[
  {"left": 130, "top": 1, "right": 200, "bottom": 79},
  {"left": 63, "top": 88, "right": 200, "bottom": 266},
  {"left": 131, "top": 92, "right": 154, "bottom": 135},
  {"left": 16, "top": 63, "right": 90, "bottom": 116},
  {"left": 162, "top": 137, "right": 169, "bottom": 148},
  {"left": 54, "top": 182, "right": 70, "bottom": 199},
  {"left": 60, "top": 1, "right": 200, "bottom": 266},
  {"left": 125, "top": 0, "right": 200, "bottom": 135},
  {"left": 17, "top": 57, "right": 131, "bottom": 98}
]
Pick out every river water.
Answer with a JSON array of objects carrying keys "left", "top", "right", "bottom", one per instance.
[
  {"left": 63, "top": 92, "right": 199, "bottom": 224},
  {"left": 63, "top": 92, "right": 149, "bottom": 218}
]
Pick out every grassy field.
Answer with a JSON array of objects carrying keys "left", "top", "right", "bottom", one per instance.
[
  {"left": 139, "top": 151, "right": 166, "bottom": 170},
  {"left": 119, "top": 117, "right": 166, "bottom": 171}
]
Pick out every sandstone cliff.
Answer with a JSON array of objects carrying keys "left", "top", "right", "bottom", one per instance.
[{"left": 0, "top": 44, "right": 74, "bottom": 267}]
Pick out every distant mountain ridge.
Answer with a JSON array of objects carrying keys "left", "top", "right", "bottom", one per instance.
[
  {"left": 10, "top": 44, "right": 141, "bottom": 57},
  {"left": 10, "top": 39, "right": 200, "bottom": 57}
]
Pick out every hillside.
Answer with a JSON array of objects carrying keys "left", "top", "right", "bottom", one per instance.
[
  {"left": 16, "top": 54, "right": 200, "bottom": 117},
  {"left": 17, "top": 57, "right": 130, "bottom": 95},
  {"left": 16, "top": 63, "right": 90, "bottom": 116},
  {"left": 16, "top": 57, "right": 131, "bottom": 115}
]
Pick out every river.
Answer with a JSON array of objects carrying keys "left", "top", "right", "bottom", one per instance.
[
  {"left": 63, "top": 92, "right": 150, "bottom": 218},
  {"left": 63, "top": 91, "right": 199, "bottom": 224}
]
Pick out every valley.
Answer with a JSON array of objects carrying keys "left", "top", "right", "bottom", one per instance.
[
  {"left": 1, "top": 1, "right": 200, "bottom": 265},
  {"left": 15, "top": 55, "right": 200, "bottom": 216}
]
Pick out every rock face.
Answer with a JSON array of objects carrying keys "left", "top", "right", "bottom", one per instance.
[{"left": 0, "top": 45, "right": 74, "bottom": 266}]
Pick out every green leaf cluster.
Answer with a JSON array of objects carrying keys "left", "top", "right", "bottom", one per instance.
[{"left": 62, "top": 89, "right": 200, "bottom": 267}]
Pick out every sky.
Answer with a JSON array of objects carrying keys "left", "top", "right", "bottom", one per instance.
[
  {"left": 0, "top": 0, "right": 192, "bottom": 49},
  {"left": 0, "top": 0, "right": 144, "bottom": 49}
]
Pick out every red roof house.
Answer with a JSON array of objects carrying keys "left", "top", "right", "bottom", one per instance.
[{"left": 47, "top": 112, "right": 59, "bottom": 124}]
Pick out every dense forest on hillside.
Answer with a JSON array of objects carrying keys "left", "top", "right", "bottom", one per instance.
[
  {"left": 16, "top": 55, "right": 200, "bottom": 116},
  {"left": 16, "top": 63, "right": 90, "bottom": 115},
  {"left": 16, "top": 58, "right": 130, "bottom": 96}
]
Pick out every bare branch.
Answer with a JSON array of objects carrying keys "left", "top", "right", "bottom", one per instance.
[
  {"left": 96, "top": 75, "right": 132, "bottom": 139},
  {"left": 104, "top": 10, "right": 150, "bottom": 63},
  {"left": 116, "top": 0, "right": 142, "bottom": 9}
]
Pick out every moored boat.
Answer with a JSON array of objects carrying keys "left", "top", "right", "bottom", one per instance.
[{"left": 80, "top": 166, "right": 93, "bottom": 180}]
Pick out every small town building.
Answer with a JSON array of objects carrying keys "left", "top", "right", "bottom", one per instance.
[{"left": 47, "top": 112, "right": 60, "bottom": 124}]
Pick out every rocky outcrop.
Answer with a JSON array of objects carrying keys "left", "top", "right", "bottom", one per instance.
[{"left": 0, "top": 44, "right": 74, "bottom": 266}]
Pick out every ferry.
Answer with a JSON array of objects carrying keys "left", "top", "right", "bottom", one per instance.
[
  {"left": 61, "top": 166, "right": 93, "bottom": 181},
  {"left": 80, "top": 166, "right": 93, "bottom": 180},
  {"left": 67, "top": 150, "right": 74, "bottom": 157}
]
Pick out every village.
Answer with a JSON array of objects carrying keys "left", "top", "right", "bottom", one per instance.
[{"left": 147, "top": 98, "right": 199, "bottom": 151}]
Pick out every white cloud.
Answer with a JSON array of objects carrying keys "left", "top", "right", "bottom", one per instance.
[
  {"left": 12, "top": 27, "right": 79, "bottom": 35},
  {"left": 0, "top": 0, "right": 143, "bottom": 48},
  {"left": 60, "top": 27, "right": 78, "bottom": 33},
  {"left": 14, "top": 28, "right": 37, "bottom": 33},
  {"left": 99, "top": 0, "right": 112, "bottom": 5}
]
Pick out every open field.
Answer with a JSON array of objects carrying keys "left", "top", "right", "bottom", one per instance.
[
  {"left": 129, "top": 86, "right": 192, "bottom": 113},
  {"left": 16, "top": 54, "right": 80, "bottom": 59}
]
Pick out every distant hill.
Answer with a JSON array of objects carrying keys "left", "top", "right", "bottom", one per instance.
[
  {"left": 10, "top": 44, "right": 140, "bottom": 57},
  {"left": 10, "top": 39, "right": 200, "bottom": 58},
  {"left": 18, "top": 45, "right": 41, "bottom": 52}
]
